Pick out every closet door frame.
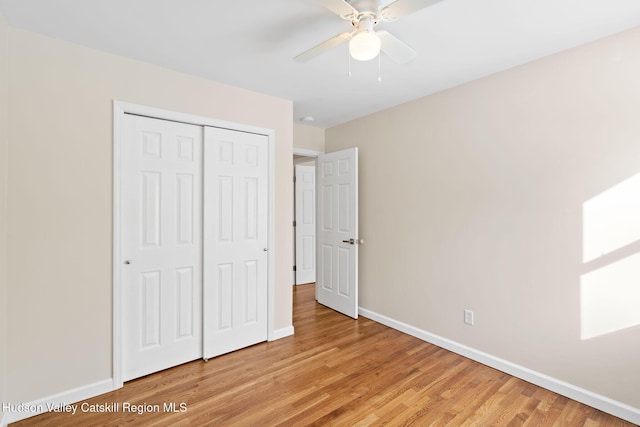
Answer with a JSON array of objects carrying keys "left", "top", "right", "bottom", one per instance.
[{"left": 112, "top": 101, "right": 276, "bottom": 389}]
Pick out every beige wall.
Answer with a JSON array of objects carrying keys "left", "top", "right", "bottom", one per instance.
[
  {"left": 326, "top": 27, "right": 640, "bottom": 408},
  {"left": 0, "top": 10, "right": 9, "bottom": 408},
  {"left": 5, "top": 27, "right": 293, "bottom": 403},
  {"left": 293, "top": 123, "right": 324, "bottom": 152}
]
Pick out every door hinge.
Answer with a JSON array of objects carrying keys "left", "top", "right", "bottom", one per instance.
[
  {"left": 293, "top": 220, "right": 296, "bottom": 227},
  {"left": 293, "top": 266, "right": 297, "bottom": 272}
]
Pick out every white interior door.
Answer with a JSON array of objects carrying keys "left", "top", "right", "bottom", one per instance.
[
  {"left": 121, "top": 114, "right": 203, "bottom": 381},
  {"left": 316, "top": 148, "right": 359, "bottom": 318},
  {"left": 203, "top": 127, "right": 269, "bottom": 359},
  {"left": 295, "top": 164, "right": 316, "bottom": 285}
]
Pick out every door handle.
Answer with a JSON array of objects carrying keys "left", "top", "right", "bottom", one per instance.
[{"left": 341, "top": 239, "right": 363, "bottom": 245}]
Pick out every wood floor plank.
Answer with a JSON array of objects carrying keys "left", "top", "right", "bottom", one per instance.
[{"left": 11, "top": 284, "right": 637, "bottom": 426}]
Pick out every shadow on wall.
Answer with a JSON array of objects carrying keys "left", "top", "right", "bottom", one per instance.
[{"left": 581, "top": 171, "right": 640, "bottom": 340}]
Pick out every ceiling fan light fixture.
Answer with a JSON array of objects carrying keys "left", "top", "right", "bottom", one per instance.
[{"left": 349, "top": 30, "right": 381, "bottom": 61}]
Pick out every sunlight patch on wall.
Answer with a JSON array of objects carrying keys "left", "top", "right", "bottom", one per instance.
[
  {"left": 581, "top": 172, "right": 640, "bottom": 340},
  {"left": 583, "top": 172, "right": 640, "bottom": 263},
  {"left": 581, "top": 252, "right": 640, "bottom": 339}
]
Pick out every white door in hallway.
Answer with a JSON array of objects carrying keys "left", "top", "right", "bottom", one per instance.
[
  {"left": 203, "top": 127, "right": 269, "bottom": 359},
  {"left": 316, "top": 148, "right": 359, "bottom": 318},
  {"left": 121, "top": 114, "right": 203, "bottom": 381},
  {"left": 295, "top": 164, "right": 316, "bottom": 285}
]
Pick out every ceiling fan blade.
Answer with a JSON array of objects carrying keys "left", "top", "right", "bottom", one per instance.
[
  {"left": 315, "top": 0, "right": 358, "bottom": 17},
  {"left": 294, "top": 32, "right": 352, "bottom": 62},
  {"left": 377, "top": 30, "right": 416, "bottom": 64},
  {"left": 380, "top": 0, "right": 444, "bottom": 21}
]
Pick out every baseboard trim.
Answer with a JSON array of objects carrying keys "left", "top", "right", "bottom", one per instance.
[
  {"left": 359, "top": 307, "right": 640, "bottom": 425},
  {"left": 270, "top": 325, "right": 294, "bottom": 341},
  {"left": 1, "top": 379, "right": 114, "bottom": 426}
]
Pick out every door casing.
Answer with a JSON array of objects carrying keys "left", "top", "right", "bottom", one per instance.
[{"left": 113, "top": 101, "right": 276, "bottom": 389}]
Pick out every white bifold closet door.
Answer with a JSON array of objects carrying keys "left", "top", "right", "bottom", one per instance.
[
  {"left": 121, "top": 114, "right": 203, "bottom": 381},
  {"left": 203, "top": 127, "right": 269, "bottom": 359},
  {"left": 121, "top": 114, "right": 269, "bottom": 381}
]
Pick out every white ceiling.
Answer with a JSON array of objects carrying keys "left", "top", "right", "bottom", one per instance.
[{"left": 1, "top": 0, "right": 639, "bottom": 128}]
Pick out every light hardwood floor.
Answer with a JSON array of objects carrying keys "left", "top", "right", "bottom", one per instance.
[{"left": 12, "top": 283, "right": 636, "bottom": 426}]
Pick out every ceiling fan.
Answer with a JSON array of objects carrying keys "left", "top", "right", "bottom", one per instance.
[{"left": 294, "top": 0, "right": 444, "bottom": 64}]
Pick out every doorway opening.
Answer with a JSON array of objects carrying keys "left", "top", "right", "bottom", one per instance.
[
  {"left": 292, "top": 147, "right": 360, "bottom": 319},
  {"left": 293, "top": 150, "right": 320, "bottom": 286}
]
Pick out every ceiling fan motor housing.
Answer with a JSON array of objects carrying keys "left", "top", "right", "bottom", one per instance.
[{"left": 346, "top": 0, "right": 385, "bottom": 14}]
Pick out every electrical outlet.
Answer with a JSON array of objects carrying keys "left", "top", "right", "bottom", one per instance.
[{"left": 464, "top": 309, "right": 474, "bottom": 326}]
